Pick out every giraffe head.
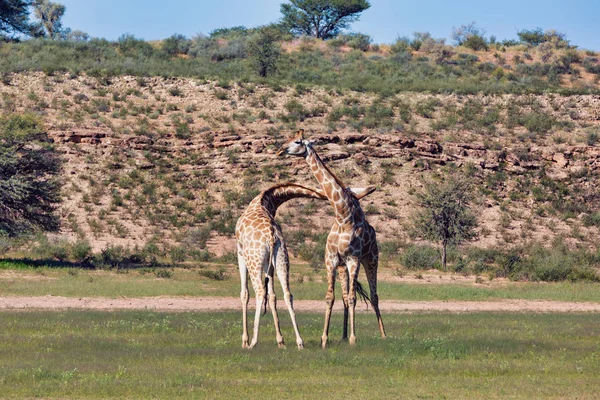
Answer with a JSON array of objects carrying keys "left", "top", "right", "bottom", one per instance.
[{"left": 277, "top": 129, "right": 312, "bottom": 157}]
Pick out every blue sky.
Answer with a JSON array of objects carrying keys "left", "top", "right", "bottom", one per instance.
[{"left": 59, "top": 0, "right": 600, "bottom": 50}]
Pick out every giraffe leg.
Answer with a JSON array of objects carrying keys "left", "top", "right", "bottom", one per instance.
[
  {"left": 363, "top": 255, "right": 386, "bottom": 339},
  {"left": 321, "top": 250, "right": 339, "bottom": 350},
  {"left": 249, "top": 286, "right": 266, "bottom": 349},
  {"left": 346, "top": 257, "right": 360, "bottom": 346},
  {"left": 274, "top": 241, "right": 303, "bottom": 349},
  {"left": 337, "top": 265, "right": 349, "bottom": 340},
  {"left": 248, "top": 253, "right": 268, "bottom": 349},
  {"left": 267, "top": 269, "right": 285, "bottom": 349},
  {"left": 238, "top": 248, "right": 250, "bottom": 348}
]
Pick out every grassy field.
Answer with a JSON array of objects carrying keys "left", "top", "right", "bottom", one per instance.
[
  {"left": 0, "top": 311, "right": 599, "bottom": 399},
  {"left": 2, "top": 261, "right": 600, "bottom": 303}
]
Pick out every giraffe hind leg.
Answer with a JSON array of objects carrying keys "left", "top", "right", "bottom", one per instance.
[
  {"left": 274, "top": 239, "right": 303, "bottom": 349},
  {"left": 238, "top": 247, "right": 250, "bottom": 349},
  {"left": 363, "top": 255, "right": 386, "bottom": 339},
  {"left": 248, "top": 251, "right": 269, "bottom": 349},
  {"left": 266, "top": 265, "right": 285, "bottom": 349}
]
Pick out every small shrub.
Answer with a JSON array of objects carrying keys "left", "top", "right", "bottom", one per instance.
[
  {"left": 170, "top": 246, "right": 187, "bottom": 263},
  {"left": 401, "top": 245, "right": 440, "bottom": 270},
  {"left": 168, "top": 87, "right": 183, "bottom": 97},
  {"left": 463, "top": 35, "right": 488, "bottom": 51},
  {"left": 155, "top": 269, "right": 173, "bottom": 279},
  {"left": 199, "top": 267, "right": 229, "bottom": 281},
  {"left": 71, "top": 240, "right": 92, "bottom": 263}
]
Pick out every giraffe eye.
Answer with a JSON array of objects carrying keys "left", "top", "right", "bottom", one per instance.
[{"left": 294, "top": 140, "right": 302, "bottom": 144}]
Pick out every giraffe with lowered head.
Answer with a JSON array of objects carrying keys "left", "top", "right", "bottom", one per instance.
[
  {"left": 236, "top": 182, "right": 326, "bottom": 349},
  {"left": 278, "top": 130, "right": 386, "bottom": 348}
]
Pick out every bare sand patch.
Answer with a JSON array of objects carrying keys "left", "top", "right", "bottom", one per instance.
[{"left": 1, "top": 296, "right": 599, "bottom": 313}]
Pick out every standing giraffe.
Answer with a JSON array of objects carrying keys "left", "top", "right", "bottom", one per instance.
[
  {"left": 236, "top": 182, "right": 327, "bottom": 349},
  {"left": 278, "top": 130, "right": 387, "bottom": 348}
]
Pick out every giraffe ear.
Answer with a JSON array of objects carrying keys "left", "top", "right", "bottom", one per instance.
[
  {"left": 295, "top": 129, "right": 304, "bottom": 139},
  {"left": 349, "top": 186, "right": 376, "bottom": 200}
]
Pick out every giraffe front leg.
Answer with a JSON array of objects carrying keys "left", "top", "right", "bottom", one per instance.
[
  {"left": 337, "top": 265, "right": 349, "bottom": 340},
  {"left": 321, "top": 254, "right": 338, "bottom": 350},
  {"left": 346, "top": 257, "right": 360, "bottom": 346}
]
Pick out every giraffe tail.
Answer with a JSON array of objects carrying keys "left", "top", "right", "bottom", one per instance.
[
  {"left": 354, "top": 280, "right": 371, "bottom": 309},
  {"left": 263, "top": 240, "right": 279, "bottom": 316},
  {"left": 262, "top": 276, "right": 269, "bottom": 316}
]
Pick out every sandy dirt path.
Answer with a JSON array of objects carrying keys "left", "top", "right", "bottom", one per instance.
[{"left": 1, "top": 296, "right": 600, "bottom": 313}]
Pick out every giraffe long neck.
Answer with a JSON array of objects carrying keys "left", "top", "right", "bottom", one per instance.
[
  {"left": 304, "top": 145, "right": 354, "bottom": 224},
  {"left": 261, "top": 183, "right": 326, "bottom": 217}
]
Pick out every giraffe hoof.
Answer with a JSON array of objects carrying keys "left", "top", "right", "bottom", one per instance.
[
  {"left": 321, "top": 338, "right": 328, "bottom": 350},
  {"left": 278, "top": 342, "right": 286, "bottom": 349},
  {"left": 349, "top": 337, "right": 356, "bottom": 346},
  {"left": 297, "top": 342, "right": 304, "bottom": 350}
]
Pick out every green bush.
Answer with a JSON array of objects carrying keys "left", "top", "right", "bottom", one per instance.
[
  {"left": 346, "top": 33, "right": 372, "bottom": 51},
  {"left": 161, "top": 34, "right": 191, "bottom": 56},
  {"left": 154, "top": 269, "right": 173, "bottom": 279},
  {"left": 463, "top": 35, "right": 488, "bottom": 51},
  {"left": 401, "top": 245, "right": 440, "bottom": 270},
  {"left": 199, "top": 267, "right": 229, "bottom": 281},
  {"left": 97, "top": 245, "right": 127, "bottom": 268},
  {"left": 169, "top": 246, "right": 187, "bottom": 263},
  {"left": 297, "top": 233, "right": 327, "bottom": 271},
  {"left": 71, "top": 240, "right": 92, "bottom": 263},
  {"left": 522, "top": 112, "right": 555, "bottom": 134}
]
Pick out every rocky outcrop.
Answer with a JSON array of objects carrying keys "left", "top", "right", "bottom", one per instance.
[{"left": 49, "top": 128, "right": 600, "bottom": 179}]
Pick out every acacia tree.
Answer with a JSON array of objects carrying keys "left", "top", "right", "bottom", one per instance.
[
  {"left": 0, "top": 0, "right": 39, "bottom": 38},
  {"left": 451, "top": 22, "right": 488, "bottom": 50},
  {"left": 280, "top": 0, "right": 370, "bottom": 39},
  {"left": 411, "top": 175, "right": 478, "bottom": 270},
  {"left": 247, "top": 26, "right": 282, "bottom": 77},
  {"left": 0, "top": 114, "right": 61, "bottom": 238},
  {"left": 32, "top": 0, "right": 66, "bottom": 39}
]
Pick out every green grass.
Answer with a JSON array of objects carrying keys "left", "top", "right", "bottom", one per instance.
[
  {"left": 0, "top": 311, "right": 598, "bottom": 399},
  {"left": 2, "top": 261, "right": 600, "bottom": 302}
]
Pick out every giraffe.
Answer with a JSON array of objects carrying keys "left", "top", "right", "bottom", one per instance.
[
  {"left": 236, "top": 182, "right": 376, "bottom": 349},
  {"left": 236, "top": 182, "right": 327, "bottom": 349},
  {"left": 278, "top": 130, "right": 387, "bottom": 349}
]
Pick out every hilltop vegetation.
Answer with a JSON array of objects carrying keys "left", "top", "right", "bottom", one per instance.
[{"left": 1, "top": 28, "right": 599, "bottom": 96}]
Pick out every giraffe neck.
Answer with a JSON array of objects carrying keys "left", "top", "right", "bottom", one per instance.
[
  {"left": 304, "top": 145, "right": 356, "bottom": 224},
  {"left": 261, "top": 183, "right": 326, "bottom": 218}
]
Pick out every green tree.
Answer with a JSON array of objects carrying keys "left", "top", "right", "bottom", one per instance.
[
  {"left": 411, "top": 175, "right": 477, "bottom": 270},
  {"left": 32, "top": 0, "right": 66, "bottom": 39},
  {"left": 161, "top": 33, "right": 191, "bottom": 56},
  {"left": 0, "top": 114, "right": 61, "bottom": 237},
  {"left": 517, "top": 28, "right": 545, "bottom": 46},
  {"left": 280, "top": 0, "right": 371, "bottom": 39},
  {"left": 0, "top": 0, "right": 40, "bottom": 38},
  {"left": 247, "top": 27, "right": 281, "bottom": 77},
  {"left": 451, "top": 22, "right": 487, "bottom": 50}
]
